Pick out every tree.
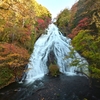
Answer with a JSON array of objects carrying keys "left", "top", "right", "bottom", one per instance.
[
  {"left": 72, "top": 30, "right": 100, "bottom": 78},
  {"left": 0, "top": 0, "right": 51, "bottom": 88},
  {"left": 55, "top": 8, "right": 71, "bottom": 35}
]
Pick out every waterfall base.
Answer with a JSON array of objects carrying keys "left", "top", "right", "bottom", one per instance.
[
  {"left": 22, "top": 24, "right": 89, "bottom": 83},
  {"left": 1, "top": 75, "right": 100, "bottom": 100}
]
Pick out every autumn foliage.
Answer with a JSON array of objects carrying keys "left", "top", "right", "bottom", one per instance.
[
  {"left": 35, "top": 17, "right": 51, "bottom": 34},
  {"left": 68, "top": 17, "right": 90, "bottom": 39},
  {"left": 0, "top": 0, "right": 51, "bottom": 88},
  {"left": 0, "top": 43, "right": 29, "bottom": 68},
  {"left": 56, "top": 0, "right": 100, "bottom": 78}
]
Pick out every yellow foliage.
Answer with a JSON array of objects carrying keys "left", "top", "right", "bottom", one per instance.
[{"left": 0, "top": 56, "right": 6, "bottom": 61}]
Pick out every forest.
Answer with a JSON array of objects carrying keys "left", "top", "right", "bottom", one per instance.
[
  {"left": 55, "top": 0, "right": 100, "bottom": 79},
  {"left": 0, "top": 0, "right": 51, "bottom": 88}
]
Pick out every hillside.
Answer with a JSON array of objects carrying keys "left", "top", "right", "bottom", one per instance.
[
  {"left": 0, "top": 0, "right": 51, "bottom": 88},
  {"left": 55, "top": 0, "right": 100, "bottom": 79}
]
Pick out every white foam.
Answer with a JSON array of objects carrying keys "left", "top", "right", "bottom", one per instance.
[{"left": 24, "top": 24, "right": 89, "bottom": 83}]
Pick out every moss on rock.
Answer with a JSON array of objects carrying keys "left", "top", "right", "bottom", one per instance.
[{"left": 49, "top": 64, "right": 60, "bottom": 77}]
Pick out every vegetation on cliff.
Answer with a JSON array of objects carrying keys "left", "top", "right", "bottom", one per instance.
[
  {"left": 0, "top": 0, "right": 51, "bottom": 88},
  {"left": 55, "top": 0, "right": 100, "bottom": 78}
]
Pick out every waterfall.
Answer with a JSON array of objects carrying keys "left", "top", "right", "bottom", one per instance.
[{"left": 22, "top": 24, "right": 88, "bottom": 83}]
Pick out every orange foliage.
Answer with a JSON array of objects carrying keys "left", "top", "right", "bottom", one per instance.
[{"left": 0, "top": 43, "right": 29, "bottom": 68}]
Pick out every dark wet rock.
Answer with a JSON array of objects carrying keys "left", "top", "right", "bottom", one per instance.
[
  {"left": 0, "top": 75, "right": 100, "bottom": 100},
  {"left": 47, "top": 50, "right": 57, "bottom": 66},
  {"left": 24, "top": 75, "right": 90, "bottom": 100}
]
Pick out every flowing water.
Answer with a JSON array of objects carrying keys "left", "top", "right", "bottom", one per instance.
[
  {"left": 21, "top": 24, "right": 88, "bottom": 83},
  {"left": 1, "top": 24, "right": 99, "bottom": 100}
]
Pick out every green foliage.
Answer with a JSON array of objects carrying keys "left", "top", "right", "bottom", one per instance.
[
  {"left": 55, "top": 8, "right": 71, "bottom": 35},
  {"left": 55, "top": 0, "right": 100, "bottom": 79},
  {"left": 49, "top": 64, "right": 60, "bottom": 77},
  {"left": 72, "top": 30, "right": 100, "bottom": 77},
  {"left": 66, "top": 48, "right": 89, "bottom": 75},
  {"left": 90, "top": 67, "right": 100, "bottom": 78},
  {"left": 0, "top": 66, "right": 13, "bottom": 87}
]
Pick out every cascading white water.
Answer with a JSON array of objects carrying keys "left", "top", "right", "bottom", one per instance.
[{"left": 23, "top": 24, "right": 88, "bottom": 83}]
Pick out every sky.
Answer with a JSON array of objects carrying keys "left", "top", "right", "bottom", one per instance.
[{"left": 36, "top": 0, "right": 78, "bottom": 18}]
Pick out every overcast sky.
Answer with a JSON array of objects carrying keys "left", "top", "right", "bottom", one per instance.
[{"left": 36, "top": 0, "right": 78, "bottom": 18}]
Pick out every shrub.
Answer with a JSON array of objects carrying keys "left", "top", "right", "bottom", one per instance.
[{"left": 49, "top": 64, "right": 60, "bottom": 77}]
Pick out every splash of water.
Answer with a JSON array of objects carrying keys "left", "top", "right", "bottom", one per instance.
[{"left": 22, "top": 24, "right": 88, "bottom": 83}]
